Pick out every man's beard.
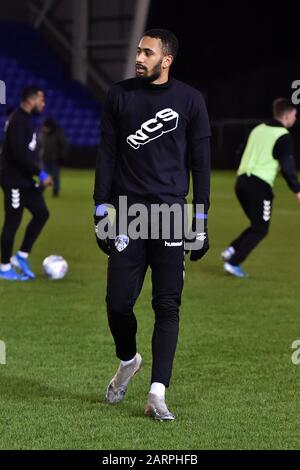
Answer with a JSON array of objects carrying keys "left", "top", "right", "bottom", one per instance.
[
  {"left": 136, "top": 60, "right": 162, "bottom": 83},
  {"left": 31, "top": 107, "right": 42, "bottom": 116}
]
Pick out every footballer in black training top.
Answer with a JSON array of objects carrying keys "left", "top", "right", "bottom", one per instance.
[
  {"left": 0, "top": 86, "right": 52, "bottom": 281},
  {"left": 93, "top": 29, "right": 211, "bottom": 420}
]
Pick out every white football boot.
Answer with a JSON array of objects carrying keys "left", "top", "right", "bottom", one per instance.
[
  {"left": 105, "top": 353, "right": 142, "bottom": 404},
  {"left": 144, "top": 393, "right": 175, "bottom": 421}
]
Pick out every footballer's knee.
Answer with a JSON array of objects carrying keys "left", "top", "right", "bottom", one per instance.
[
  {"left": 252, "top": 223, "right": 269, "bottom": 239},
  {"left": 3, "top": 218, "right": 21, "bottom": 234},
  {"left": 152, "top": 297, "right": 180, "bottom": 321},
  {"left": 36, "top": 208, "right": 50, "bottom": 225},
  {"left": 107, "top": 298, "right": 134, "bottom": 319}
]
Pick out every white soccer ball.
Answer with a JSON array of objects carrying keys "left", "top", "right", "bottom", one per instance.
[{"left": 43, "top": 255, "right": 68, "bottom": 280}]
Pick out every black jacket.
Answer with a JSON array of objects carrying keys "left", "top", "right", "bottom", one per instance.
[
  {"left": 0, "top": 107, "right": 40, "bottom": 188},
  {"left": 38, "top": 128, "right": 68, "bottom": 164}
]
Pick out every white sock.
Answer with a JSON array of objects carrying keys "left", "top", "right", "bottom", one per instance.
[
  {"left": 228, "top": 246, "right": 235, "bottom": 255},
  {"left": 120, "top": 355, "right": 136, "bottom": 367},
  {"left": 150, "top": 382, "right": 165, "bottom": 398},
  {"left": 18, "top": 251, "right": 29, "bottom": 259},
  {"left": 1, "top": 263, "right": 11, "bottom": 272}
]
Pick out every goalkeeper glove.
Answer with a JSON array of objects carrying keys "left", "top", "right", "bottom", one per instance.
[
  {"left": 185, "top": 212, "right": 209, "bottom": 262},
  {"left": 94, "top": 204, "right": 111, "bottom": 256}
]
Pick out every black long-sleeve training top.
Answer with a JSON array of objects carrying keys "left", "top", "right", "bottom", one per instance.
[
  {"left": 94, "top": 77, "right": 211, "bottom": 211},
  {"left": 0, "top": 107, "right": 40, "bottom": 188},
  {"left": 270, "top": 120, "right": 300, "bottom": 193}
]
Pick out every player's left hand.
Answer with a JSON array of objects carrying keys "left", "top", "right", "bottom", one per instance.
[
  {"left": 295, "top": 192, "right": 300, "bottom": 204},
  {"left": 185, "top": 214, "right": 210, "bottom": 261}
]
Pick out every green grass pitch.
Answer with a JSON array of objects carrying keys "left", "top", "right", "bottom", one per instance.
[{"left": 0, "top": 170, "right": 299, "bottom": 450}]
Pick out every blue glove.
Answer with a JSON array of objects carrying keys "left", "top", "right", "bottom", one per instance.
[
  {"left": 39, "top": 170, "right": 50, "bottom": 183},
  {"left": 94, "top": 204, "right": 111, "bottom": 256}
]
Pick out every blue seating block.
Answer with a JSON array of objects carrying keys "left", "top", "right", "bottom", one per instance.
[{"left": 0, "top": 21, "right": 101, "bottom": 147}]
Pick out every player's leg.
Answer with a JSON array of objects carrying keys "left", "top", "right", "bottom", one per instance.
[
  {"left": 222, "top": 175, "right": 252, "bottom": 261},
  {"left": 229, "top": 203, "right": 272, "bottom": 265},
  {"left": 12, "top": 186, "right": 49, "bottom": 279},
  {"left": 0, "top": 187, "right": 29, "bottom": 281},
  {"left": 105, "top": 233, "right": 147, "bottom": 403},
  {"left": 46, "top": 162, "right": 60, "bottom": 196},
  {"left": 226, "top": 176, "right": 273, "bottom": 271},
  {"left": 150, "top": 244, "right": 184, "bottom": 387},
  {"left": 145, "top": 232, "right": 185, "bottom": 420},
  {"left": 52, "top": 164, "right": 60, "bottom": 197}
]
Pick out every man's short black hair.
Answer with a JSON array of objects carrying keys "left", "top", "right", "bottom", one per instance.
[
  {"left": 143, "top": 28, "right": 179, "bottom": 61},
  {"left": 21, "top": 85, "right": 41, "bottom": 102},
  {"left": 273, "top": 98, "right": 297, "bottom": 118}
]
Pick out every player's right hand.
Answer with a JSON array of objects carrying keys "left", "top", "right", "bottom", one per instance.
[
  {"left": 43, "top": 175, "right": 54, "bottom": 187},
  {"left": 94, "top": 204, "right": 111, "bottom": 256},
  {"left": 39, "top": 170, "right": 53, "bottom": 187},
  {"left": 296, "top": 192, "right": 300, "bottom": 204}
]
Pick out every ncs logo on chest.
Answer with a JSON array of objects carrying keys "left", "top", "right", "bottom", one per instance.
[{"left": 127, "top": 108, "right": 179, "bottom": 149}]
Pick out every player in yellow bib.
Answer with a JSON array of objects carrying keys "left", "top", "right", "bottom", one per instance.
[{"left": 222, "top": 98, "right": 300, "bottom": 277}]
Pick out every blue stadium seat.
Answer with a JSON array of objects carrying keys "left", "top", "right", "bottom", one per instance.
[{"left": 0, "top": 22, "right": 101, "bottom": 147}]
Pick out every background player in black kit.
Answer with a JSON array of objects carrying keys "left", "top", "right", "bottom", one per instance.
[
  {"left": 94, "top": 29, "right": 211, "bottom": 420},
  {"left": 0, "top": 86, "right": 53, "bottom": 281}
]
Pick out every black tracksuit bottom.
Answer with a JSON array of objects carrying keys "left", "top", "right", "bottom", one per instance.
[
  {"left": 1, "top": 185, "right": 49, "bottom": 264},
  {"left": 229, "top": 174, "right": 274, "bottom": 265},
  {"left": 106, "top": 211, "right": 185, "bottom": 388}
]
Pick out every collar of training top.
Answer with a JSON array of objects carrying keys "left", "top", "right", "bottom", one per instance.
[
  {"left": 144, "top": 77, "right": 173, "bottom": 90},
  {"left": 19, "top": 106, "right": 31, "bottom": 117},
  {"left": 266, "top": 119, "right": 285, "bottom": 128}
]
